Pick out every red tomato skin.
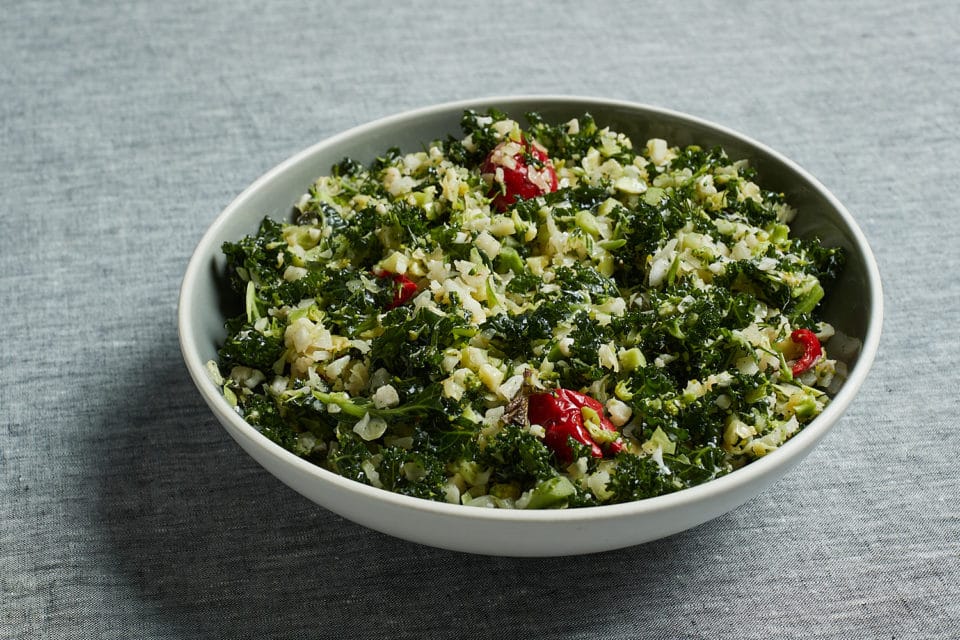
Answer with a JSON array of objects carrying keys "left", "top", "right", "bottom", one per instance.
[
  {"left": 481, "top": 138, "right": 558, "bottom": 212},
  {"left": 528, "top": 389, "right": 623, "bottom": 462}
]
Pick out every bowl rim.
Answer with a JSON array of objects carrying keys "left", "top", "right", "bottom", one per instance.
[{"left": 178, "top": 94, "right": 884, "bottom": 525}]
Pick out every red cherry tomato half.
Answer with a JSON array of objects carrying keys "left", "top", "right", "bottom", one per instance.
[
  {"left": 528, "top": 388, "right": 624, "bottom": 463},
  {"left": 481, "top": 137, "right": 558, "bottom": 212},
  {"left": 375, "top": 271, "right": 418, "bottom": 309},
  {"left": 789, "top": 328, "right": 822, "bottom": 377}
]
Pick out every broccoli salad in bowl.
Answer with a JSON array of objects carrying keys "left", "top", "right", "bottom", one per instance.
[{"left": 208, "top": 109, "right": 845, "bottom": 509}]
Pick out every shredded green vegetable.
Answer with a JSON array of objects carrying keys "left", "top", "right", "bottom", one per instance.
[{"left": 211, "top": 109, "right": 845, "bottom": 508}]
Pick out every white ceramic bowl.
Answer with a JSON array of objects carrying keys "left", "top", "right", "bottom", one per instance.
[{"left": 178, "top": 96, "right": 882, "bottom": 556}]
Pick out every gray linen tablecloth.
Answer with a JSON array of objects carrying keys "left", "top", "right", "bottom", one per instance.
[{"left": 3, "top": 1, "right": 958, "bottom": 638}]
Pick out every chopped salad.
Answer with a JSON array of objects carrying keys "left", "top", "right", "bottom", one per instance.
[{"left": 209, "top": 109, "right": 845, "bottom": 508}]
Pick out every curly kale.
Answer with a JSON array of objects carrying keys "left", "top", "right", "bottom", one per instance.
[
  {"left": 327, "top": 205, "right": 383, "bottom": 268},
  {"left": 622, "top": 363, "right": 678, "bottom": 398},
  {"left": 318, "top": 268, "right": 391, "bottom": 337},
  {"left": 567, "top": 311, "right": 612, "bottom": 365},
  {"left": 217, "top": 319, "right": 285, "bottom": 372},
  {"left": 378, "top": 199, "right": 435, "bottom": 251},
  {"left": 662, "top": 186, "right": 716, "bottom": 235},
  {"left": 221, "top": 217, "right": 286, "bottom": 294},
  {"left": 722, "top": 193, "right": 781, "bottom": 227},
  {"left": 481, "top": 299, "right": 568, "bottom": 361},
  {"left": 608, "top": 201, "right": 668, "bottom": 287},
  {"left": 504, "top": 268, "right": 541, "bottom": 294},
  {"left": 369, "top": 306, "right": 474, "bottom": 380},
  {"left": 425, "top": 224, "right": 475, "bottom": 263},
  {"left": 377, "top": 447, "right": 449, "bottom": 501},
  {"left": 794, "top": 237, "right": 846, "bottom": 288},
  {"left": 713, "top": 260, "right": 793, "bottom": 315},
  {"left": 555, "top": 184, "right": 614, "bottom": 211},
  {"left": 331, "top": 157, "right": 387, "bottom": 198},
  {"left": 553, "top": 264, "right": 619, "bottom": 302},
  {"left": 665, "top": 445, "right": 731, "bottom": 488},
  {"left": 526, "top": 111, "right": 635, "bottom": 165},
  {"left": 442, "top": 108, "right": 509, "bottom": 167},
  {"left": 241, "top": 394, "right": 300, "bottom": 452},
  {"left": 327, "top": 428, "right": 373, "bottom": 484},
  {"left": 605, "top": 453, "right": 676, "bottom": 503},
  {"left": 668, "top": 144, "right": 730, "bottom": 175},
  {"left": 478, "top": 423, "right": 557, "bottom": 485}
]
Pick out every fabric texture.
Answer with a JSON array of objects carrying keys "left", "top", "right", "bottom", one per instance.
[{"left": 2, "top": 1, "right": 958, "bottom": 638}]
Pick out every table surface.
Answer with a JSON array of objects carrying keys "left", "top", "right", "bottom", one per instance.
[{"left": 3, "top": 1, "right": 958, "bottom": 638}]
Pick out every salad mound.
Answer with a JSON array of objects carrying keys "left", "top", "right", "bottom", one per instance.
[{"left": 209, "top": 110, "right": 845, "bottom": 509}]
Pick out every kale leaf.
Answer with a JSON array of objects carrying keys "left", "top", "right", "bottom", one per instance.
[
  {"left": 221, "top": 217, "right": 286, "bottom": 294},
  {"left": 481, "top": 299, "right": 568, "bottom": 361},
  {"left": 241, "top": 394, "right": 300, "bottom": 452},
  {"left": 478, "top": 423, "right": 557, "bottom": 485},
  {"left": 604, "top": 453, "right": 675, "bottom": 503},
  {"left": 217, "top": 320, "right": 285, "bottom": 372},
  {"left": 370, "top": 306, "right": 474, "bottom": 380},
  {"left": 377, "top": 447, "right": 450, "bottom": 501}
]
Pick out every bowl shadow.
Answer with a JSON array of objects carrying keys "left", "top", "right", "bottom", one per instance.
[{"left": 94, "top": 338, "right": 726, "bottom": 639}]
